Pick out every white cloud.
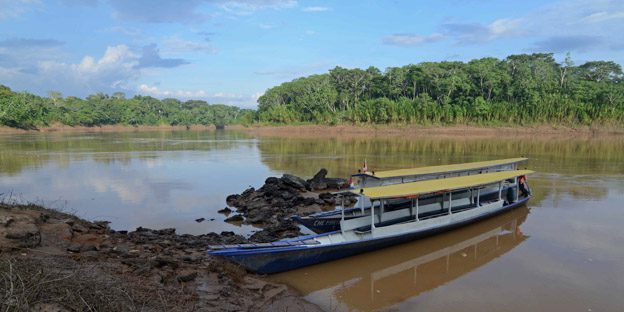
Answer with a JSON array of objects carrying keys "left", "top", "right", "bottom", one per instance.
[
  {"left": 382, "top": 33, "right": 445, "bottom": 46},
  {"left": 383, "top": 0, "right": 624, "bottom": 51},
  {"left": 488, "top": 18, "right": 523, "bottom": 37},
  {"left": 440, "top": 18, "right": 524, "bottom": 44},
  {"left": 581, "top": 11, "right": 624, "bottom": 23},
  {"left": 36, "top": 45, "right": 140, "bottom": 92},
  {"left": 259, "top": 23, "right": 277, "bottom": 29},
  {"left": 137, "top": 85, "right": 260, "bottom": 107},
  {"left": 161, "top": 37, "right": 218, "bottom": 55},
  {"left": 218, "top": 0, "right": 297, "bottom": 16},
  {"left": 302, "top": 6, "right": 329, "bottom": 12},
  {"left": 138, "top": 84, "right": 207, "bottom": 98}
]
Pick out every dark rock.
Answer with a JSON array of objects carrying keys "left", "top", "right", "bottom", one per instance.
[
  {"left": 177, "top": 272, "right": 198, "bottom": 283},
  {"left": 195, "top": 218, "right": 206, "bottom": 223},
  {"left": 6, "top": 225, "right": 41, "bottom": 248},
  {"left": 80, "top": 243, "right": 98, "bottom": 252},
  {"left": 265, "top": 177, "right": 280, "bottom": 184},
  {"left": 241, "top": 187, "right": 255, "bottom": 198},
  {"left": 81, "top": 250, "right": 99, "bottom": 258},
  {"left": 0, "top": 216, "right": 15, "bottom": 227},
  {"left": 225, "top": 194, "right": 241, "bottom": 205},
  {"left": 71, "top": 223, "right": 88, "bottom": 233},
  {"left": 249, "top": 220, "right": 302, "bottom": 243},
  {"left": 154, "top": 256, "right": 179, "bottom": 269},
  {"left": 67, "top": 242, "right": 82, "bottom": 253},
  {"left": 280, "top": 174, "right": 310, "bottom": 191},
  {"left": 308, "top": 168, "right": 348, "bottom": 190},
  {"left": 156, "top": 228, "right": 176, "bottom": 236},
  {"left": 309, "top": 181, "right": 328, "bottom": 191},
  {"left": 325, "top": 177, "right": 348, "bottom": 189},
  {"left": 91, "top": 220, "right": 110, "bottom": 229},
  {"left": 224, "top": 214, "right": 244, "bottom": 222},
  {"left": 279, "top": 191, "right": 294, "bottom": 200},
  {"left": 217, "top": 207, "right": 232, "bottom": 214},
  {"left": 311, "top": 168, "right": 328, "bottom": 181}
]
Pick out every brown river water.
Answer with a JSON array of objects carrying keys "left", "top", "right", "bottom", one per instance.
[{"left": 1, "top": 130, "right": 623, "bottom": 311}]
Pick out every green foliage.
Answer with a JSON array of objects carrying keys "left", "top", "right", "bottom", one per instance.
[
  {"left": 0, "top": 86, "right": 248, "bottom": 129},
  {"left": 256, "top": 53, "right": 624, "bottom": 126}
]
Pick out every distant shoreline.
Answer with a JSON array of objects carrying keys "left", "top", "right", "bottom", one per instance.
[
  {"left": 0, "top": 124, "right": 217, "bottom": 134},
  {"left": 234, "top": 124, "right": 624, "bottom": 138},
  {"left": 1, "top": 123, "right": 623, "bottom": 137}
]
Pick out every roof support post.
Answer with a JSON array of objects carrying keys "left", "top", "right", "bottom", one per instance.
[
  {"left": 449, "top": 192, "right": 453, "bottom": 214},
  {"left": 341, "top": 196, "right": 345, "bottom": 235},
  {"left": 371, "top": 199, "right": 376, "bottom": 232},
  {"left": 516, "top": 176, "right": 519, "bottom": 202},
  {"left": 360, "top": 194, "right": 365, "bottom": 213},
  {"left": 380, "top": 199, "right": 385, "bottom": 223},
  {"left": 416, "top": 198, "right": 419, "bottom": 221},
  {"left": 498, "top": 182, "right": 502, "bottom": 201},
  {"left": 477, "top": 189, "right": 481, "bottom": 206}
]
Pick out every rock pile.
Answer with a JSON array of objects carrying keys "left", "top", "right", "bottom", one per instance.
[{"left": 225, "top": 170, "right": 357, "bottom": 233}]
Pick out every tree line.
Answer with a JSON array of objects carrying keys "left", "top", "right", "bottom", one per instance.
[
  {"left": 257, "top": 53, "right": 624, "bottom": 125},
  {"left": 0, "top": 87, "right": 255, "bottom": 129}
]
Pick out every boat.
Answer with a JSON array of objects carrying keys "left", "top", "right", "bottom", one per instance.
[
  {"left": 208, "top": 169, "right": 533, "bottom": 274},
  {"left": 295, "top": 158, "right": 529, "bottom": 233}
]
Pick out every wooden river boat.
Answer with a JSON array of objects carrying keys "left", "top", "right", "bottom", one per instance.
[
  {"left": 295, "top": 158, "right": 529, "bottom": 233},
  {"left": 208, "top": 169, "right": 533, "bottom": 274}
]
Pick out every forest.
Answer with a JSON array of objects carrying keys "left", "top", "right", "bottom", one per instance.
[
  {"left": 257, "top": 53, "right": 624, "bottom": 125},
  {"left": 0, "top": 85, "right": 255, "bottom": 129},
  {"left": 1, "top": 53, "right": 623, "bottom": 130},
  {"left": 0, "top": 86, "right": 255, "bottom": 129}
]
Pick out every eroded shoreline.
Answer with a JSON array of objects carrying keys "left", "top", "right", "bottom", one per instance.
[
  {"left": 0, "top": 202, "right": 322, "bottom": 312},
  {"left": 1, "top": 123, "right": 623, "bottom": 138}
]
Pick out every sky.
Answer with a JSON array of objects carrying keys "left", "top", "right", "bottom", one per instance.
[{"left": 1, "top": 0, "right": 623, "bottom": 108}]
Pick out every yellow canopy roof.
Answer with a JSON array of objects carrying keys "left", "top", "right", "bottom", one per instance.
[
  {"left": 359, "top": 157, "right": 527, "bottom": 179},
  {"left": 354, "top": 170, "right": 533, "bottom": 199}
]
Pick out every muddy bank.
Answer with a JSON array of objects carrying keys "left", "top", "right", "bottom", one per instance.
[
  {"left": 231, "top": 124, "right": 624, "bottom": 138},
  {"left": 0, "top": 124, "right": 217, "bottom": 134},
  {"left": 0, "top": 203, "right": 321, "bottom": 312},
  {"left": 2, "top": 123, "right": 623, "bottom": 138}
]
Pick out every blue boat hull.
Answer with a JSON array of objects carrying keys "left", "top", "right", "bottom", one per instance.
[{"left": 210, "top": 196, "right": 531, "bottom": 274}]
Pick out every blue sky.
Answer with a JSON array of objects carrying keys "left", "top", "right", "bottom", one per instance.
[{"left": 1, "top": 0, "right": 623, "bottom": 108}]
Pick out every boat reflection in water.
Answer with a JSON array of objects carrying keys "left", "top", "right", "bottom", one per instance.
[{"left": 272, "top": 206, "right": 530, "bottom": 312}]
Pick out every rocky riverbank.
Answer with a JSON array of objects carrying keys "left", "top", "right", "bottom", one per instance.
[
  {"left": 0, "top": 169, "right": 353, "bottom": 311},
  {"left": 0, "top": 202, "right": 322, "bottom": 311}
]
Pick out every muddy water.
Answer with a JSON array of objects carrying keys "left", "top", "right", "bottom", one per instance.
[{"left": 1, "top": 130, "right": 623, "bottom": 311}]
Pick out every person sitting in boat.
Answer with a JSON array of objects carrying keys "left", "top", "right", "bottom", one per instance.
[{"left": 519, "top": 175, "right": 530, "bottom": 197}]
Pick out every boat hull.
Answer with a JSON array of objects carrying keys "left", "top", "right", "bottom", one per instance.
[{"left": 210, "top": 196, "right": 531, "bottom": 274}]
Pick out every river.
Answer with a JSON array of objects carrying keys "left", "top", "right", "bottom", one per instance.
[{"left": 1, "top": 129, "right": 623, "bottom": 311}]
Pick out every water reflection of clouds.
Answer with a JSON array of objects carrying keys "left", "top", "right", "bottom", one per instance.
[{"left": 0, "top": 138, "right": 273, "bottom": 235}]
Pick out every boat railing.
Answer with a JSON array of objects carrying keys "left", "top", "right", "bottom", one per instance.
[{"left": 208, "top": 239, "right": 320, "bottom": 250}]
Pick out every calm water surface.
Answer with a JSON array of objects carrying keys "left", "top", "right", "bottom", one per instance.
[{"left": 1, "top": 130, "right": 623, "bottom": 311}]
